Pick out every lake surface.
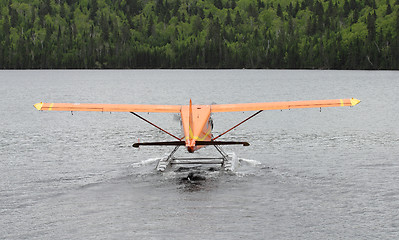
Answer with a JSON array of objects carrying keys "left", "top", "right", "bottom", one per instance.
[{"left": 1, "top": 70, "right": 398, "bottom": 239}]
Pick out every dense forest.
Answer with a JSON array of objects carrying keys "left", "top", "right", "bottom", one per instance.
[{"left": 1, "top": 0, "right": 398, "bottom": 69}]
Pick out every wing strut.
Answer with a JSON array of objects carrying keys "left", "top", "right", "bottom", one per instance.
[
  {"left": 212, "top": 110, "right": 263, "bottom": 141},
  {"left": 130, "top": 112, "right": 181, "bottom": 141}
]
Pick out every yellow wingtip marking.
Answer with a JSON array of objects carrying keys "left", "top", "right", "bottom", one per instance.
[
  {"left": 34, "top": 102, "right": 43, "bottom": 110},
  {"left": 340, "top": 99, "right": 344, "bottom": 106},
  {"left": 350, "top": 98, "right": 361, "bottom": 106}
]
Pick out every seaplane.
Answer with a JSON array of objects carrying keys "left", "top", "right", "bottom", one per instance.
[{"left": 34, "top": 98, "right": 360, "bottom": 172}]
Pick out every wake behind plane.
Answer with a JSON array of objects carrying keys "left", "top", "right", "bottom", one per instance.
[{"left": 34, "top": 98, "right": 360, "bottom": 171}]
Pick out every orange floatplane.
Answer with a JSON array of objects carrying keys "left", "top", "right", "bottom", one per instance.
[{"left": 34, "top": 98, "right": 360, "bottom": 171}]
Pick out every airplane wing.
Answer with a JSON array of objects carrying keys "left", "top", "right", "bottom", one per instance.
[
  {"left": 33, "top": 102, "right": 181, "bottom": 113},
  {"left": 34, "top": 98, "right": 361, "bottom": 113},
  {"left": 210, "top": 98, "right": 361, "bottom": 112}
]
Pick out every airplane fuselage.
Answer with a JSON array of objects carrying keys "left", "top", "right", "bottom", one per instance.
[{"left": 180, "top": 103, "right": 213, "bottom": 152}]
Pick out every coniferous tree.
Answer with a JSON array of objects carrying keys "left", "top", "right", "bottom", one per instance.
[
  {"left": 214, "top": 0, "right": 223, "bottom": 9},
  {"left": 277, "top": 4, "right": 283, "bottom": 18},
  {"left": 231, "top": 0, "right": 236, "bottom": 9},
  {"left": 89, "top": 0, "right": 98, "bottom": 20},
  {"left": 367, "top": 13, "right": 376, "bottom": 41},
  {"left": 386, "top": 0, "right": 393, "bottom": 15},
  {"left": 225, "top": 9, "right": 232, "bottom": 25}
]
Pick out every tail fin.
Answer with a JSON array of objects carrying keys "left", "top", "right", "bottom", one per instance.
[{"left": 189, "top": 99, "right": 194, "bottom": 141}]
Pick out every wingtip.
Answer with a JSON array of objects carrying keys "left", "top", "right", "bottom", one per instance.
[
  {"left": 34, "top": 102, "right": 43, "bottom": 110},
  {"left": 350, "top": 98, "right": 361, "bottom": 106}
]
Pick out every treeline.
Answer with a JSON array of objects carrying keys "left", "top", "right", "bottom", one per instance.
[{"left": 1, "top": 0, "right": 399, "bottom": 69}]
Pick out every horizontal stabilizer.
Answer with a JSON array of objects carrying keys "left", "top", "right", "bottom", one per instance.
[
  {"left": 132, "top": 140, "right": 250, "bottom": 148},
  {"left": 196, "top": 141, "right": 250, "bottom": 146},
  {"left": 133, "top": 141, "right": 185, "bottom": 148}
]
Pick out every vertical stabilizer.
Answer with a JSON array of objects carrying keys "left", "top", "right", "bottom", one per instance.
[
  {"left": 185, "top": 99, "right": 195, "bottom": 152},
  {"left": 189, "top": 99, "right": 193, "bottom": 141}
]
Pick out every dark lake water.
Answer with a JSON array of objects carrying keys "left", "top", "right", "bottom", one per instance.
[{"left": 1, "top": 70, "right": 398, "bottom": 239}]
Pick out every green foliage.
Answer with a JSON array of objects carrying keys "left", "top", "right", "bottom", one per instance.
[{"left": 0, "top": 0, "right": 398, "bottom": 69}]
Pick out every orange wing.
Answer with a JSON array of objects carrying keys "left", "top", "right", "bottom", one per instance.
[
  {"left": 33, "top": 102, "right": 181, "bottom": 113},
  {"left": 34, "top": 99, "right": 360, "bottom": 113},
  {"left": 211, "top": 98, "right": 361, "bottom": 112}
]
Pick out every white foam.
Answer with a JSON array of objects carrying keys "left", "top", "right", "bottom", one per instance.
[
  {"left": 239, "top": 158, "right": 262, "bottom": 166},
  {"left": 130, "top": 157, "right": 161, "bottom": 168}
]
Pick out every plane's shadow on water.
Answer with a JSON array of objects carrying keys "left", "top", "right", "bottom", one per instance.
[
  {"left": 129, "top": 157, "right": 274, "bottom": 192},
  {"left": 173, "top": 159, "right": 275, "bottom": 192},
  {"left": 175, "top": 167, "right": 220, "bottom": 192}
]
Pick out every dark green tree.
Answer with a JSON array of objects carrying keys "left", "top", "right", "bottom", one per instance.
[
  {"left": 367, "top": 13, "right": 376, "bottom": 41},
  {"left": 225, "top": 9, "right": 232, "bottom": 25},
  {"left": 214, "top": 0, "right": 223, "bottom": 9},
  {"left": 386, "top": 0, "right": 392, "bottom": 15},
  {"left": 231, "top": 0, "right": 236, "bottom": 9},
  {"left": 277, "top": 4, "right": 283, "bottom": 18},
  {"left": 234, "top": 10, "right": 242, "bottom": 25},
  {"left": 90, "top": 0, "right": 98, "bottom": 20}
]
